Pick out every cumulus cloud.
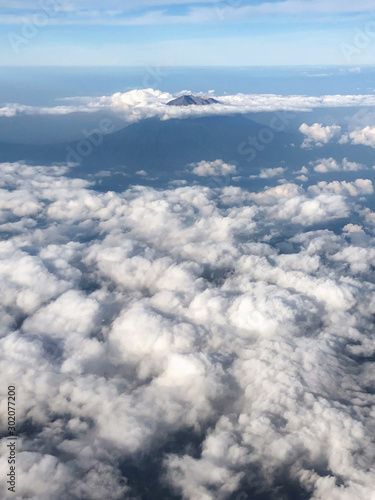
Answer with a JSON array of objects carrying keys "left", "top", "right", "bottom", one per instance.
[
  {"left": 1, "top": 162, "right": 375, "bottom": 499},
  {"left": 311, "top": 157, "right": 367, "bottom": 173},
  {"left": 250, "top": 166, "right": 286, "bottom": 179},
  {"left": 299, "top": 123, "right": 342, "bottom": 148},
  {"left": 347, "top": 126, "right": 375, "bottom": 148},
  {"left": 189, "top": 159, "right": 237, "bottom": 177},
  {"left": 292, "top": 165, "right": 309, "bottom": 182},
  {"left": 2, "top": 89, "right": 375, "bottom": 122},
  {"left": 308, "top": 179, "right": 373, "bottom": 196}
]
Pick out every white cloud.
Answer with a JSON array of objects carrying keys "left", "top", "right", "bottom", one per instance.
[
  {"left": 299, "top": 122, "right": 342, "bottom": 148},
  {"left": 296, "top": 174, "right": 308, "bottom": 181},
  {"left": 308, "top": 179, "right": 373, "bottom": 197},
  {"left": 0, "top": 0, "right": 216, "bottom": 8},
  {"left": 0, "top": 0, "right": 373, "bottom": 26},
  {"left": 1, "top": 162, "right": 375, "bottom": 499},
  {"left": 238, "top": 0, "right": 375, "bottom": 15},
  {"left": 293, "top": 165, "right": 309, "bottom": 180},
  {"left": 189, "top": 159, "right": 237, "bottom": 177},
  {"left": 348, "top": 126, "right": 375, "bottom": 148},
  {"left": 3, "top": 90, "right": 375, "bottom": 122},
  {"left": 0, "top": 103, "right": 99, "bottom": 118},
  {"left": 250, "top": 166, "right": 286, "bottom": 179},
  {"left": 311, "top": 157, "right": 367, "bottom": 173}
]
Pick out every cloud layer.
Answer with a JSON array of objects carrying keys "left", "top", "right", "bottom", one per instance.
[
  {"left": 0, "top": 162, "right": 375, "bottom": 499},
  {"left": 3, "top": 89, "right": 375, "bottom": 122}
]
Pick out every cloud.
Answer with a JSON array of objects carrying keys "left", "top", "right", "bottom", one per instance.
[
  {"left": 0, "top": 103, "right": 99, "bottom": 118},
  {"left": 0, "top": 0, "right": 373, "bottom": 26},
  {"left": 308, "top": 179, "right": 373, "bottom": 196},
  {"left": 299, "top": 123, "right": 342, "bottom": 148},
  {"left": 3, "top": 90, "right": 375, "bottom": 122},
  {"left": 347, "top": 126, "right": 375, "bottom": 148},
  {"left": 1, "top": 162, "right": 375, "bottom": 499},
  {"left": 238, "top": 0, "right": 375, "bottom": 16},
  {"left": 189, "top": 159, "right": 237, "bottom": 177},
  {"left": 0, "top": 0, "right": 216, "bottom": 8},
  {"left": 311, "top": 157, "right": 367, "bottom": 173},
  {"left": 250, "top": 166, "right": 286, "bottom": 179}
]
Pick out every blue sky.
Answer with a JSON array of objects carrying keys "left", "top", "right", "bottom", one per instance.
[{"left": 0, "top": 0, "right": 374, "bottom": 66}]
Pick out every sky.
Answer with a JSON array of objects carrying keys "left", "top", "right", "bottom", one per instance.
[{"left": 0, "top": 0, "right": 375, "bottom": 66}]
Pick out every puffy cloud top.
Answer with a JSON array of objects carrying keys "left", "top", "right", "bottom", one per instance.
[
  {"left": 189, "top": 159, "right": 237, "bottom": 177},
  {"left": 348, "top": 126, "right": 375, "bottom": 148},
  {"left": 0, "top": 162, "right": 375, "bottom": 499},
  {"left": 311, "top": 157, "right": 366, "bottom": 173},
  {"left": 299, "top": 123, "right": 342, "bottom": 148}
]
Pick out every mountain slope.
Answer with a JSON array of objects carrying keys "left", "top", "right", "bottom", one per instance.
[{"left": 79, "top": 114, "right": 287, "bottom": 172}]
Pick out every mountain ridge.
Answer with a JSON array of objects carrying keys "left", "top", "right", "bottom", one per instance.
[{"left": 167, "top": 95, "right": 220, "bottom": 106}]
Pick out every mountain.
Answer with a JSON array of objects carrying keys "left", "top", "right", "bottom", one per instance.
[
  {"left": 71, "top": 114, "right": 301, "bottom": 191},
  {"left": 167, "top": 95, "right": 220, "bottom": 106},
  {"left": 4, "top": 113, "right": 364, "bottom": 192},
  {"left": 1, "top": 115, "right": 267, "bottom": 171},
  {"left": 78, "top": 115, "right": 272, "bottom": 173},
  {"left": 0, "top": 115, "right": 287, "bottom": 174}
]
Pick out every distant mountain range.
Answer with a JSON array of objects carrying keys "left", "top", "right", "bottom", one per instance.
[{"left": 167, "top": 95, "right": 220, "bottom": 106}]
